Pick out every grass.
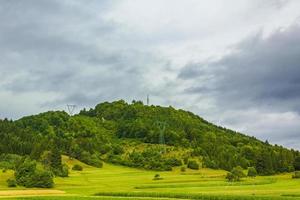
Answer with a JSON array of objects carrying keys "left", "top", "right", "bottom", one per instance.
[{"left": 1, "top": 156, "right": 300, "bottom": 200}]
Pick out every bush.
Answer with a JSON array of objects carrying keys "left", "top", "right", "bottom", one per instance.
[
  {"left": 226, "top": 166, "right": 245, "bottom": 182},
  {"left": 181, "top": 166, "right": 186, "bottom": 172},
  {"left": 0, "top": 154, "right": 22, "bottom": 170},
  {"left": 6, "top": 178, "right": 17, "bottom": 187},
  {"left": 292, "top": 171, "right": 300, "bottom": 179},
  {"left": 226, "top": 172, "right": 236, "bottom": 182},
  {"left": 183, "top": 157, "right": 189, "bottom": 165},
  {"left": 247, "top": 167, "right": 257, "bottom": 177},
  {"left": 165, "top": 158, "right": 182, "bottom": 167},
  {"left": 79, "top": 152, "right": 103, "bottom": 168},
  {"left": 153, "top": 174, "right": 163, "bottom": 180},
  {"left": 72, "top": 164, "right": 83, "bottom": 171},
  {"left": 288, "top": 165, "right": 295, "bottom": 172},
  {"left": 29, "top": 169, "right": 54, "bottom": 188},
  {"left": 15, "top": 158, "right": 54, "bottom": 188},
  {"left": 59, "top": 164, "right": 69, "bottom": 177},
  {"left": 187, "top": 160, "right": 199, "bottom": 170}
]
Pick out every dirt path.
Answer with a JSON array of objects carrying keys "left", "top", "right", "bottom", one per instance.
[{"left": 0, "top": 189, "right": 65, "bottom": 197}]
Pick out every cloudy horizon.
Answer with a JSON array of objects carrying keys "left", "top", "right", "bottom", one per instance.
[{"left": 1, "top": 0, "right": 300, "bottom": 149}]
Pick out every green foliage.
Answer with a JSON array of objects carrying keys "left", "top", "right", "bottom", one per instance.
[
  {"left": 181, "top": 166, "right": 186, "bottom": 172},
  {"left": 59, "top": 163, "right": 69, "bottom": 177},
  {"left": 226, "top": 166, "right": 245, "bottom": 182},
  {"left": 153, "top": 174, "right": 163, "bottom": 180},
  {"left": 72, "top": 164, "right": 83, "bottom": 171},
  {"left": 0, "top": 154, "right": 23, "bottom": 170},
  {"left": 15, "top": 157, "right": 54, "bottom": 188},
  {"left": 225, "top": 172, "right": 236, "bottom": 182},
  {"left": 78, "top": 152, "right": 103, "bottom": 168},
  {"left": 294, "top": 156, "right": 300, "bottom": 170},
  {"left": 6, "top": 178, "right": 17, "bottom": 187},
  {"left": 247, "top": 167, "right": 257, "bottom": 177},
  {"left": 187, "top": 160, "right": 199, "bottom": 170},
  {"left": 108, "top": 147, "right": 173, "bottom": 171},
  {"left": 0, "top": 100, "right": 299, "bottom": 174},
  {"left": 292, "top": 171, "right": 300, "bottom": 179},
  {"left": 40, "top": 148, "right": 66, "bottom": 176},
  {"left": 256, "top": 150, "right": 275, "bottom": 175}
]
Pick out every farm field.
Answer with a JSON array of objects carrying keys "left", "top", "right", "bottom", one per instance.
[{"left": 1, "top": 157, "right": 300, "bottom": 200}]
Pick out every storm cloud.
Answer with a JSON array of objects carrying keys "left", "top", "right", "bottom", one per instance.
[
  {"left": 179, "top": 24, "right": 300, "bottom": 148},
  {"left": 1, "top": 0, "right": 300, "bottom": 149}
]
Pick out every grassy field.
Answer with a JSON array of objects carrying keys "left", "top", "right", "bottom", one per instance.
[{"left": 1, "top": 156, "right": 300, "bottom": 200}]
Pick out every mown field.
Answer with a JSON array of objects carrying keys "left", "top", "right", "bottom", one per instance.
[{"left": 1, "top": 156, "right": 300, "bottom": 200}]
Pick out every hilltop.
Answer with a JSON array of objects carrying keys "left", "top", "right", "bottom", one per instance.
[{"left": 0, "top": 100, "right": 299, "bottom": 176}]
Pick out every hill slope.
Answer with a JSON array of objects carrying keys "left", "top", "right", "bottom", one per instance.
[{"left": 0, "top": 100, "right": 299, "bottom": 174}]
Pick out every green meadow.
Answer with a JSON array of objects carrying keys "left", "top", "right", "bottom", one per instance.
[{"left": 1, "top": 156, "right": 300, "bottom": 200}]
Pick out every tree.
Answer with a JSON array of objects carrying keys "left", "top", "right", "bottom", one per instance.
[
  {"left": 6, "top": 178, "right": 17, "bottom": 187},
  {"left": 40, "top": 148, "right": 64, "bottom": 176},
  {"left": 15, "top": 158, "right": 54, "bottom": 188},
  {"left": 187, "top": 160, "right": 199, "bottom": 170},
  {"left": 226, "top": 166, "right": 245, "bottom": 182},
  {"left": 292, "top": 171, "right": 300, "bottom": 179},
  {"left": 294, "top": 156, "right": 300, "bottom": 170},
  {"left": 247, "top": 167, "right": 257, "bottom": 177},
  {"left": 256, "top": 150, "right": 274, "bottom": 175}
]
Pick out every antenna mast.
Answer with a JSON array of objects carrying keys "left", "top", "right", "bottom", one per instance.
[
  {"left": 67, "top": 104, "right": 76, "bottom": 116},
  {"left": 147, "top": 94, "right": 149, "bottom": 105}
]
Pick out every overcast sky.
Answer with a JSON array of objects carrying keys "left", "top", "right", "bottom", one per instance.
[{"left": 1, "top": 0, "right": 300, "bottom": 149}]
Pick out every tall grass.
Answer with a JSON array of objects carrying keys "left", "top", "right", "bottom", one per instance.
[
  {"left": 134, "top": 178, "right": 276, "bottom": 189},
  {"left": 95, "top": 192, "right": 300, "bottom": 200}
]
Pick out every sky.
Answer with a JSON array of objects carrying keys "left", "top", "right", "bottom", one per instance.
[{"left": 1, "top": 0, "right": 300, "bottom": 149}]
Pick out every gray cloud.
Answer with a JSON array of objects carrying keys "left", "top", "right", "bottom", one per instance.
[
  {"left": 180, "top": 24, "right": 300, "bottom": 112},
  {"left": 0, "top": 0, "right": 163, "bottom": 112},
  {"left": 1, "top": 0, "right": 300, "bottom": 149},
  {"left": 179, "top": 24, "right": 300, "bottom": 148}
]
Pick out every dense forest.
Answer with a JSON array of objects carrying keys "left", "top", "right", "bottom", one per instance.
[{"left": 1, "top": 100, "right": 300, "bottom": 187}]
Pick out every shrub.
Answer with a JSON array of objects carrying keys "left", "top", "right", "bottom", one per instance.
[
  {"left": 187, "top": 160, "right": 199, "bottom": 170},
  {"left": 0, "top": 154, "right": 23, "bottom": 170},
  {"left": 79, "top": 152, "right": 103, "bottom": 168},
  {"left": 226, "top": 172, "right": 236, "bottom": 182},
  {"left": 29, "top": 169, "right": 54, "bottom": 188},
  {"left": 247, "top": 167, "right": 257, "bottom": 177},
  {"left": 181, "top": 166, "right": 186, "bottom": 172},
  {"left": 15, "top": 158, "right": 54, "bottom": 188},
  {"left": 226, "top": 166, "right": 245, "bottom": 182},
  {"left": 292, "top": 171, "right": 300, "bottom": 179},
  {"left": 72, "top": 164, "right": 83, "bottom": 171},
  {"left": 183, "top": 157, "right": 189, "bottom": 165},
  {"left": 59, "top": 163, "right": 69, "bottom": 177},
  {"left": 6, "top": 178, "right": 17, "bottom": 187},
  {"left": 288, "top": 165, "right": 295, "bottom": 172},
  {"left": 153, "top": 174, "right": 163, "bottom": 180},
  {"left": 165, "top": 158, "right": 182, "bottom": 167},
  {"left": 15, "top": 158, "right": 37, "bottom": 186}
]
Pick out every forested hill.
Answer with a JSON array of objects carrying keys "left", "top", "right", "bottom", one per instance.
[{"left": 0, "top": 100, "right": 299, "bottom": 175}]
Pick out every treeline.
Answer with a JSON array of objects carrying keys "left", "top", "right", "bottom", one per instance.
[
  {"left": 80, "top": 100, "right": 300, "bottom": 175},
  {"left": 0, "top": 100, "right": 299, "bottom": 185}
]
